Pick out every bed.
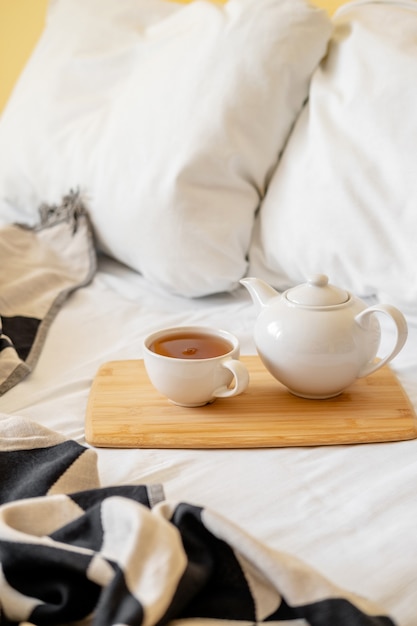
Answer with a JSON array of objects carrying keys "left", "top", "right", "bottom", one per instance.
[{"left": 0, "top": 0, "right": 417, "bottom": 625}]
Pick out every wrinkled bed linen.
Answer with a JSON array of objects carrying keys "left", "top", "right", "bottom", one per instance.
[
  {"left": 0, "top": 255, "right": 416, "bottom": 626},
  {"left": 0, "top": 415, "right": 396, "bottom": 626}
]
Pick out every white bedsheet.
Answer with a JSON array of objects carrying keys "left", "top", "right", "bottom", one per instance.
[{"left": 1, "top": 254, "right": 417, "bottom": 626}]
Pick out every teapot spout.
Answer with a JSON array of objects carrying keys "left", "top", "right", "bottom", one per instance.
[{"left": 240, "top": 277, "right": 281, "bottom": 312}]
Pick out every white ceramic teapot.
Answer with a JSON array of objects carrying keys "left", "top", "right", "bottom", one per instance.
[{"left": 241, "top": 274, "right": 408, "bottom": 399}]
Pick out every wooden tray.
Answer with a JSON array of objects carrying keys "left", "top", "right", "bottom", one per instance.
[{"left": 85, "top": 356, "right": 417, "bottom": 449}]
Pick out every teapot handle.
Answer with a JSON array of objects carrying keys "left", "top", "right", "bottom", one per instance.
[{"left": 355, "top": 304, "right": 408, "bottom": 378}]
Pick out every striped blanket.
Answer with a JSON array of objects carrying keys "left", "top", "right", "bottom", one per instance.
[
  {"left": 0, "top": 415, "right": 395, "bottom": 625},
  {"left": 0, "top": 191, "right": 96, "bottom": 396}
]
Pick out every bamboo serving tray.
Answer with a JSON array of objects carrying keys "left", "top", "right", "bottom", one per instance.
[{"left": 85, "top": 356, "right": 417, "bottom": 449}]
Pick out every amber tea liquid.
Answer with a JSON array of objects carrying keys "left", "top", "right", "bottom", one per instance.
[{"left": 150, "top": 332, "right": 233, "bottom": 359}]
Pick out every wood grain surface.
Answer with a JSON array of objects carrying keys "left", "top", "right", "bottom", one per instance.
[{"left": 85, "top": 356, "right": 417, "bottom": 449}]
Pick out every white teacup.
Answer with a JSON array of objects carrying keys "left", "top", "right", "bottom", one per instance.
[{"left": 143, "top": 326, "right": 249, "bottom": 407}]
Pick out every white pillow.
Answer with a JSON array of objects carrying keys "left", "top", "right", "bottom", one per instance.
[
  {"left": 249, "top": 0, "right": 417, "bottom": 309},
  {"left": 0, "top": 0, "right": 331, "bottom": 297}
]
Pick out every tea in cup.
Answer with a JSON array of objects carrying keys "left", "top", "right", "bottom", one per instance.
[{"left": 143, "top": 326, "right": 249, "bottom": 407}]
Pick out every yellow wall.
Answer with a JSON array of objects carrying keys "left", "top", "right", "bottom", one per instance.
[
  {"left": 0, "top": 0, "right": 345, "bottom": 114},
  {"left": 0, "top": 0, "right": 49, "bottom": 113}
]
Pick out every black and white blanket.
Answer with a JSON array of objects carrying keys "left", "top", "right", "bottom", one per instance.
[
  {"left": 0, "top": 191, "right": 96, "bottom": 396},
  {"left": 0, "top": 415, "right": 396, "bottom": 625}
]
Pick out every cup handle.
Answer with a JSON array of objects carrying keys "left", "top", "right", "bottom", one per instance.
[
  {"left": 355, "top": 304, "right": 408, "bottom": 378},
  {"left": 213, "top": 359, "right": 249, "bottom": 399}
]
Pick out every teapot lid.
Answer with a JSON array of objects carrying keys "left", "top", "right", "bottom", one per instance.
[{"left": 286, "top": 274, "right": 349, "bottom": 306}]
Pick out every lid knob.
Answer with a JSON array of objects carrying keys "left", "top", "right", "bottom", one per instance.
[
  {"left": 287, "top": 274, "right": 349, "bottom": 306},
  {"left": 308, "top": 274, "right": 329, "bottom": 288}
]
